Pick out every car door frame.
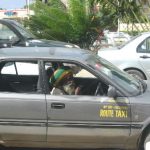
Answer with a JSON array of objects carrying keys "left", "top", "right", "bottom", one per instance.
[
  {"left": 0, "top": 20, "right": 26, "bottom": 46},
  {"left": 0, "top": 58, "right": 47, "bottom": 145},
  {"left": 42, "top": 59, "right": 131, "bottom": 149}
]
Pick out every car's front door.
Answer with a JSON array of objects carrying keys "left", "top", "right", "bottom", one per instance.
[
  {"left": 137, "top": 37, "right": 150, "bottom": 78},
  {"left": 46, "top": 95, "right": 130, "bottom": 148},
  {"left": 44, "top": 61, "right": 131, "bottom": 149}
]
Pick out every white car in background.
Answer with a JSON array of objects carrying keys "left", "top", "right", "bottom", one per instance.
[
  {"left": 98, "top": 32, "right": 150, "bottom": 80},
  {"left": 104, "top": 31, "right": 131, "bottom": 46}
]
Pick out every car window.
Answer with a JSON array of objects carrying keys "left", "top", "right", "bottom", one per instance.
[
  {"left": 1, "top": 62, "right": 39, "bottom": 75},
  {"left": 0, "top": 61, "right": 40, "bottom": 93},
  {"left": 45, "top": 61, "right": 108, "bottom": 96},
  {"left": 0, "top": 23, "right": 18, "bottom": 41},
  {"left": 75, "top": 69, "right": 95, "bottom": 78},
  {"left": 86, "top": 54, "right": 143, "bottom": 96},
  {"left": 1, "top": 62, "right": 16, "bottom": 74},
  {"left": 12, "top": 22, "right": 35, "bottom": 39},
  {"left": 137, "top": 37, "right": 150, "bottom": 53}
]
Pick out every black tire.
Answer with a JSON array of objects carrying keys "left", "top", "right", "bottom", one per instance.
[
  {"left": 125, "top": 69, "right": 145, "bottom": 80},
  {"left": 143, "top": 133, "right": 150, "bottom": 150}
]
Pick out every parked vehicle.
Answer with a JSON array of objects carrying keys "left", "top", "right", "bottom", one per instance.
[
  {"left": 0, "top": 46, "right": 149, "bottom": 150},
  {"left": 98, "top": 32, "right": 150, "bottom": 80},
  {"left": 0, "top": 19, "right": 79, "bottom": 48},
  {"left": 104, "top": 31, "right": 131, "bottom": 46},
  {"left": 92, "top": 31, "right": 131, "bottom": 53}
]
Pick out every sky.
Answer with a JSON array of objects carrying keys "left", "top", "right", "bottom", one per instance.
[{"left": 0, "top": 0, "right": 27, "bottom": 9}]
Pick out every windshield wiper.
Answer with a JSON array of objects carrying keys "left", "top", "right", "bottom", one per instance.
[{"left": 27, "top": 37, "right": 35, "bottom": 40}]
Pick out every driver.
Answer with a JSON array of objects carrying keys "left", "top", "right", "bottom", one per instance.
[{"left": 49, "top": 66, "right": 80, "bottom": 95}]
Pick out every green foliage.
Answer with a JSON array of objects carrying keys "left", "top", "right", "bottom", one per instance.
[
  {"left": 25, "top": 0, "right": 102, "bottom": 49},
  {"left": 25, "top": 0, "right": 145, "bottom": 48},
  {"left": 67, "top": 0, "right": 88, "bottom": 42},
  {"left": 95, "top": 0, "right": 149, "bottom": 34},
  {"left": 26, "top": 0, "right": 70, "bottom": 40},
  {"left": 95, "top": 0, "right": 142, "bottom": 24}
]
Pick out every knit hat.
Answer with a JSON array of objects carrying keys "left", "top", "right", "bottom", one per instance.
[{"left": 49, "top": 66, "right": 73, "bottom": 87}]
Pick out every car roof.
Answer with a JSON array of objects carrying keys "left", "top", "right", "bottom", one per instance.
[
  {"left": 0, "top": 47, "right": 90, "bottom": 62},
  {"left": 0, "top": 19, "right": 17, "bottom": 25},
  {"left": 0, "top": 19, "right": 80, "bottom": 48},
  {"left": 136, "top": 32, "right": 150, "bottom": 37}
]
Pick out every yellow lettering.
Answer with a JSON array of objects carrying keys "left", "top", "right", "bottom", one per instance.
[
  {"left": 121, "top": 110, "right": 126, "bottom": 118},
  {"left": 116, "top": 110, "right": 121, "bottom": 117},
  {"left": 108, "top": 105, "right": 113, "bottom": 109},
  {"left": 113, "top": 106, "right": 128, "bottom": 110},
  {"left": 103, "top": 105, "right": 108, "bottom": 109},
  {"left": 100, "top": 109, "right": 114, "bottom": 118},
  {"left": 115, "top": 110, "right": 128, "bottom": 118}
]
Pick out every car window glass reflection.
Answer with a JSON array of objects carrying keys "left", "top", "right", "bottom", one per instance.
[
  {"left": 1, "top": 62, "right": 16, "bottom": 74},
  {"left": 0, "top": 61, "right": 40, "bottom": 93},
  {"left": 0, "top": 24, "right": 18, "bottom": 41},
  {"left": 138, "top": 38, "right": 150, "bottom": 53},
  {"left": 16, "top": 62, "right": 39, "bottom": 75}
]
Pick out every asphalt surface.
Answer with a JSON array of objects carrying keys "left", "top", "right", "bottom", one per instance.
[
  {"left": 0, "top": 148, "right": 123, "bottom": 150},
  {"left": 1, "top": 149, "right": 121, "bottom": 150}
]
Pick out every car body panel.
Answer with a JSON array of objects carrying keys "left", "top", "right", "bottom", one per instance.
[
  {"left": 0, "top": 19, "right": 78, "bottom": 48},
  {"left": 98, "top": 32, "right": 150, "bottom": 80},
  {"left": 0, "top": 93, "right": 47, "bottom": 142},
  {"left": 137, "top": 52, "right": 150, "bottom": 76},
  {"left": 0, "top": 47, "right": 149, "bottom": 150},
  {"left": 46, "top": 95, "right": 130, "bottom": 148},
  {"left": 104, "top": 31, "right": 131, "bottom": 46}
]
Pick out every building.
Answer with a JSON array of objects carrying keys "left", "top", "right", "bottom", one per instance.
[{"left": 0, "top": 9, "right": 34, "bottom": 19}]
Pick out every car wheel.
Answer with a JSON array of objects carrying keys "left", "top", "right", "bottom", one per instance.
[
  {"left": 125, "top": 69, "right": 145, "bottom": 80},
  {"left": 144, "top": 133, "right": 150, "bottom": 150}
]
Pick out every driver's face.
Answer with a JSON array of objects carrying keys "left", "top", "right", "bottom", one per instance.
[{"left": 63, "top": 80, "right": 75, "bottom": 95}]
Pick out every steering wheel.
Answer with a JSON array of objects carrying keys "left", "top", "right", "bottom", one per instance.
[{"left": 95, "top": 82, "right": 104, "bottom": 96}]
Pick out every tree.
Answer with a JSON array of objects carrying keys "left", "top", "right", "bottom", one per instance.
[
  {"left": 25, "top": 0, "right": 103, "bottom": 49},
  {"left": 25, "top": 0, "right": 145, "bottom": 49},
  {"left": 95, "top": 0, "right": 149, "bottom": 33}
]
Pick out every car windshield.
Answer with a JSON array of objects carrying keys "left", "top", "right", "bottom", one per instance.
[
  {"left": 86, "top": 54, "right": 145, "bottom": 96},
  {"left": 12, "top": 21, "right": 35, "bottom": 39},
  {"left": 118, "top": 34, "right": 141, "bottom": 49}
]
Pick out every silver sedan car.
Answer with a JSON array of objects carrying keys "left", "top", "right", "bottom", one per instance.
[
  {"left": 0, "top": 46, "right": 150, "bottom": 150},
  {"left": 98, "top": 32, "right": 150, "bottom": 80}
]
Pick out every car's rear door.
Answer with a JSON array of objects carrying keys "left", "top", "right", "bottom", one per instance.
[
  {"left": 0, "top": 93, "right": 46, "bottom": 142},
  {"left": 46, "top": 95, "right": 131, "bottom": 148},
  {"left": 0, "top": 60, "right": 47, "bottom": 143}
]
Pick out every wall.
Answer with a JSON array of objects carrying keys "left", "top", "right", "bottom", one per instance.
[{"left": 0, "top": 9, "right": 34, "bottom": 19}]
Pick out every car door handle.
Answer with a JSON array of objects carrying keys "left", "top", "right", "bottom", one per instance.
[
  {"left": 140, "top": 55, "right": 150, "bottom": 59},
  {"left": 51, "top": 103, "right": 65, "bottom": 109}
]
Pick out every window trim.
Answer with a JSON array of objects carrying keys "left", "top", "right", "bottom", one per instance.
[
  {"left": 137, "top": 36, "right": 150, "bottom": 53},
  {"left": 0, "top": 58, "right": 45, "bottom": 94}
]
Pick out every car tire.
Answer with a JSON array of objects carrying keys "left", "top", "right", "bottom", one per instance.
[
  {"left": 125, "top": 69, "right": 145, "bottom": 80},
  {"left": 144, "top": 133, "right": 150, "bottom": 150}
]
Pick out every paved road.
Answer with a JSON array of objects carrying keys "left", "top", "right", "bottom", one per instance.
[
  {"left": 2, "top": 149, "right": 121, "bottom": 150},
  {"left": 0, "top": 148, "right": 123, "bottom": 150},
  {"left": 0, "top": 147, "right": 123, "bottom": 150}
]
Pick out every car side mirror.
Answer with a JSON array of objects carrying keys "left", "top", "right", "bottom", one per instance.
[{"left": 107, "top": 86, "right": 118, "bottom": 99}]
